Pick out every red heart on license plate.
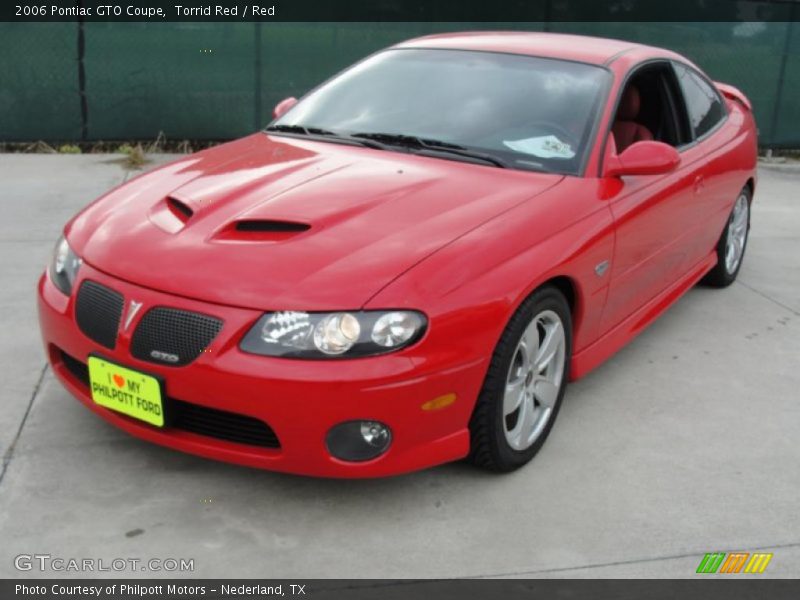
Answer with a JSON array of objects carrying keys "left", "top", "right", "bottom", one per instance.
[{"left": 113, "top": 374, "right": 125, "bottom": 388}]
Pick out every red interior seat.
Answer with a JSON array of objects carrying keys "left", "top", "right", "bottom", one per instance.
[{"left": 612, "top": 85, "right": 653, "bottom": 152}]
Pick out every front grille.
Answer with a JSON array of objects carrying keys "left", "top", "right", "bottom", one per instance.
[
  {"left": 57, "top": 350, "right": 280, "bottom": 449},
  {"left": 75, "top": 280, "right": 124, "bottom": 349},
  {"left": 130, "top": 307, "right": 223, "bottom": 367}
]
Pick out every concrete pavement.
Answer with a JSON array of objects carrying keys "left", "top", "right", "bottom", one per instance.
[{"left": 0, "top": 154, "right": 798, "bottom": 578}]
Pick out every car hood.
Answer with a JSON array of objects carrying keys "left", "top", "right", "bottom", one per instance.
[{"left": 69, "top": 134, "right": 563, "bottom": 310}]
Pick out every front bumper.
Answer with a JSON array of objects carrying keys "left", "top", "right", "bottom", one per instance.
[{"left": 37, "top": 263, "right": 486, "bottom": 477}]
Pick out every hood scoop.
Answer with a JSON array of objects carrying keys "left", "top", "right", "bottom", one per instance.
[
  {"left": 166, "top": 196, "right": 194, "bottom": 221},
  {"left": 148, "top": 196, "right": 195, "bottom": 234},
  {"left": 214, "top": 219, "right": 311, "bottom": 242}
]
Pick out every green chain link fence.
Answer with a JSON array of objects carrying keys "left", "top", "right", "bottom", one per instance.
[{"left": 1, "top": 21, "right": 798, "bottom": 146}]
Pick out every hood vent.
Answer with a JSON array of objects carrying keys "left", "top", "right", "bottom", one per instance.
[
  {"left": 148, "top": 196, "right": 194, "bottom": 233},
  {"left": 166, "top": 197, "right": 194, "bottom": 222},
  {"left": 235, "top": 220, "right": 310, "bottom": 233},
  {"left": 214, "top": 219, "right": 311, "bottom": 242}
]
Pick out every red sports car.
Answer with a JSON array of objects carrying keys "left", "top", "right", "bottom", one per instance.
[{"left": 38, "top": 32, "right": 757, "bottom": 477}]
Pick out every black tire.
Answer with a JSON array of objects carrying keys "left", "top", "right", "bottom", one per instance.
[
  {"left": 703, "top": 186, "right": 752, "bottom": 287},
  {"left": 468, "top": 285, "right": 572, "bottom": 472}
]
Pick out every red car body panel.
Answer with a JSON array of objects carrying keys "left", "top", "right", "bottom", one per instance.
[
  {"left": 37, "top": 33, "right": 758, "bottom": 477},
  {"left": 67, "top": 136, "right": 563, "bottom": 311}
]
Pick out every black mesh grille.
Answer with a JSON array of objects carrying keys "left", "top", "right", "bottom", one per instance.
[
  {"left": 57, "top": 350, "right": 280, "bottom": 449},
  {"left": 130, "top": 307, "right": 223, "bottom": 366},
  {"left": 61, "top": 350, "right": 89, "bottom": 383},
  {"left": 171, "top": 400, "right": 280, "bottom": 448},
  {"left": 75, "top": 280, "right": 124, "bottom": 349}
]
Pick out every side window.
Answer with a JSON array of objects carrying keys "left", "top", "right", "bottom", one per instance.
[
  {"left": 611, "top": 63, "right": 685, "bottom": 153},
  {"left": 673, "top": 64, "right": 726, "bottom": 139}
]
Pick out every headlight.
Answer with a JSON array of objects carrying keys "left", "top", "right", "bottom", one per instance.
[
  {"left": 49, "top": 236, "right": 81, "bottom": 295},
  {"left": 240, "top": 310, "right": 426, "bottom": 358}
]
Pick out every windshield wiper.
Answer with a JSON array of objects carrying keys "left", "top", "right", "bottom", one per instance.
[
  {"left": 264, "top": 125, "right": 384, "bottom": 149},
  {"left": 266, "top": 127, "right": 509, "bottom": 168},
  {"left": 265, "top": 124, "right": 337, "bottom": 136},
  {"left": 350, "top": 132, "right": 509, "bottom": 168}
]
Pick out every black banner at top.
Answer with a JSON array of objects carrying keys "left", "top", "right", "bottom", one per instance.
[{"left": 3, "top": 0, "right": 800, "bottom": 22}]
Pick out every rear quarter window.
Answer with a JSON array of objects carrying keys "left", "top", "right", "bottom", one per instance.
[{"left": 674, "top": 63, "right": 726, "bottom": 139}]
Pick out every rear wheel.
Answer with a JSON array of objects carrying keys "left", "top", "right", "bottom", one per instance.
[
  {"left": 469, "top": 286, "right": 572, "bottom": 472},
  {"left": 703, "top": 186, "right": 751, "bottom": 287}
]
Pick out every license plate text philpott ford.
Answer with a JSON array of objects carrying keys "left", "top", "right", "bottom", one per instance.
[{"left": 87, "top": 357, "right": 165, "bottom": 427}]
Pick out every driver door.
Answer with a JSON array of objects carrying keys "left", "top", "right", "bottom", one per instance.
[{"left": 599, "top": 63, "right": 708, "bottom": 335}]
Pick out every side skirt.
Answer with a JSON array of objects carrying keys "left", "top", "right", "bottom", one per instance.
[{"left": 570, "top": 252, "right": 717, "bottom": 380}]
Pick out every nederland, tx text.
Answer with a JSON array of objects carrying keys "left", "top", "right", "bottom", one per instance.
[{"left": 15, "top": 584, "right": 306, "bottom": 596}]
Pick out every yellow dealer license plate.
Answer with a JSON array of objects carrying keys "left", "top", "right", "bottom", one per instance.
[{"left": 87, "top": 356, "right": 165, "bottom": 427}]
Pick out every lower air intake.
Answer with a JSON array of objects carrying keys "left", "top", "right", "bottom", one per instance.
[{"left": 57, "top": 349, "right": 280, "bottom": 449}]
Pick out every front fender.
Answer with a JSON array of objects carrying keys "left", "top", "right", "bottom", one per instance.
[{"left": 366, "top": 178, "right": 616, "bottom": 371}]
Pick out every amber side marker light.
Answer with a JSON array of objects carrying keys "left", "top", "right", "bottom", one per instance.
[{"left": 421, "top": 393, "right": 457, "bottom": 411}]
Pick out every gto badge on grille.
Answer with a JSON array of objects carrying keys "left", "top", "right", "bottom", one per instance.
[
  {"left": 150, "top": 350, "right": 180, "bottom": 363},
  {"left": 123, "top": 300, "right": 143, "bottom": 332}
]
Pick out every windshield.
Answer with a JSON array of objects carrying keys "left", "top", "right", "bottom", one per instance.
[{"left": 273, "top": 48, "right": 610, "bottom": 175}]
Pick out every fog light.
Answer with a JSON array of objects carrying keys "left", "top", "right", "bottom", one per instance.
[{"left": 326, "top": 420, "right": 392, "bottom": 462}]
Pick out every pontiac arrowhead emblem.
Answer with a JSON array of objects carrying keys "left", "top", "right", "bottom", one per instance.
[{"left": 123, "top": 300, "right": 143, "bottom": 332}]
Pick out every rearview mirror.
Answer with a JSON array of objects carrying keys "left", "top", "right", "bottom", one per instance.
[
  {"left": 272, "top": 97, "right": 298, "bottom": 120},
  {"left": 604, "top": 140, "right": 680, "bottom": 178}
]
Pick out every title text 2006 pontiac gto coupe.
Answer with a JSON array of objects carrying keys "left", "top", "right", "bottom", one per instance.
[{"left": 38, "top": 33, "right": 756, "bottom": 477}]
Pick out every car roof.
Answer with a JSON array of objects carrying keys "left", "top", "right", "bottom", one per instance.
[{"left": 395, "top": 31, "right": 672, "bottom": 66}]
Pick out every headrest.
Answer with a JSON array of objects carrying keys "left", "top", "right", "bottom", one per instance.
[{"left": 617, "top": 85, "right": 641, "bottom": 121}]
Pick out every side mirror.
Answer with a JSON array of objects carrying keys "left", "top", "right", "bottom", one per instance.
[
  {"left": 272, "top": 97, "right": 298, "bottom": 120},
  {"left": 604, "top": 140, "right": 680, "bottom": 178}
]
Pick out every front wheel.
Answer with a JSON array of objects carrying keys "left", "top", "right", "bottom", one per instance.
[
  {"left": 469, "top": 285, "right": 572, "bottom": 472},
  {"left": 703, "top": 186, "right": 751, "bottom": 287}
]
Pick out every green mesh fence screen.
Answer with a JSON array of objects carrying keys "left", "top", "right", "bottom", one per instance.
[{"left": 0, "top": 21, "right": 798, "bottom": 146}]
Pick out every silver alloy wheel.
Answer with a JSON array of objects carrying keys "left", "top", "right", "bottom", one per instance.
[
  {"left": 725, "top": 192, "right": 749, "bottom": 274},
  {"left": 503, "top": 309, "right": 566, "bottom": 451}
]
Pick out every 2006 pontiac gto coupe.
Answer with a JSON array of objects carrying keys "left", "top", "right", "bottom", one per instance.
[{"left": 38, "top": 33, "right": 757, "bottom": 477}]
